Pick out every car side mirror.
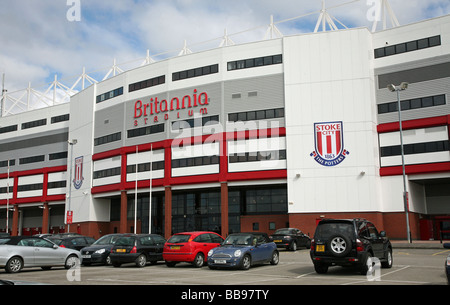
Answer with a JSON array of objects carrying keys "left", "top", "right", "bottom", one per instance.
[
  {"left": 53, "top": 244, "right": 59, "bottom": 249},
  {"left": 380, "top": 231, "right": 386, "bottom": 237}
]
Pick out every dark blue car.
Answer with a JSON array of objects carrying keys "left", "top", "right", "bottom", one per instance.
[{"left": 207, "top": 232, "right": 279, "bottom": 270}]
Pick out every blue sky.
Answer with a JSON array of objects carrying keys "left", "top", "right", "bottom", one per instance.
[{"left": 0, "top": 0, "right": 449, "bottom": 93}]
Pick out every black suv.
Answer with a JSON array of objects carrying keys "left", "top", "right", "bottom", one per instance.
[{"left": 310, "top": 218, "right": 393, "bottom": 275}]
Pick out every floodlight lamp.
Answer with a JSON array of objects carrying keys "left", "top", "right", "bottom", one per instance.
[
  {"left": 400, "top": 82, "right": 409, "bottom": 90},
  {"left": 387, "top": 84, "right": 396, "bottom": 92}
]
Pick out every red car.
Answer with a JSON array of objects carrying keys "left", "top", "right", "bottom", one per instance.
[{"left": 163, "top": 231, "right": 224, "bottom": 268}]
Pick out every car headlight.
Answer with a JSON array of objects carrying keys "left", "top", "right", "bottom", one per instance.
[
  {"left": 208, "top": 249, "right": 214, "bottom": 257},
  {"left": 95, "top": 249, "right": 106, "bottom": 254},
  {"left": 446, "top": 256, "right": 450, "bottom": 266},
  {"left": 234, "top": 250, "right": 242, "bottom": 257}
]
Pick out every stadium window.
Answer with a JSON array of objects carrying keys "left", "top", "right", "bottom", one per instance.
[
  {"left": 378, "top": 94, "right": 446, "bottom": 114},
  {"left": 96, "top": 87, "right": 123, "bottom": 103},
  {"left": 374, "top": 35, "right": 441, "bottom": 58}
]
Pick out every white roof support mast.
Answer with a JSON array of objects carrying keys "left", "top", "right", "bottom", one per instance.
[{"left": 314, "top": 0, "right": 349, "bottom": 32}]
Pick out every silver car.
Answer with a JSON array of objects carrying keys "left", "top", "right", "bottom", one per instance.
[{"left": 0, "top": 236, "right": 82, "bottom": 273}]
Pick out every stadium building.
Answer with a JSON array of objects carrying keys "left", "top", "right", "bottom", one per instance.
[{"left": 1, "top": 11, "right": 450, "bottom": 241}]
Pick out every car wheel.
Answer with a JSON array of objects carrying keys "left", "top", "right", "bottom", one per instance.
[
  {"left": 105, "top": 255, "right": 112, "bottom": 266},
  {"left": 290, "top": 241, "right": 297, "bottom": 251},
  {"left": 381, "top": 248, "right": 393, "bottom": 268},
  {"left": 270, "top": 251, "right": 279, "bottom": 265},
  {"left": 240, "top": 254, "right": 251, "bottom": 270},
  {"left": 135, "top": 254, "right": 147, "bottom": 267},
  {"left": 193, "top": 253, "right": 205, "bottom": 268},
  {"left": 305, "top": 240, "right": 311, "bottom": 249},
  {"left": 313, "top": 262, "right": 328, "bottom": 274},
  {"left": 328, "top": 234, "right": 352, "bottom": 257},
  {"left": 5, "top": 257, "right": 23, "bottom": 273},
  {"left": 112, "top": 262, "right": 121, "bottom": 267},
  {"left": 64, "top": 255, "right": 79, "bottom": 269}
]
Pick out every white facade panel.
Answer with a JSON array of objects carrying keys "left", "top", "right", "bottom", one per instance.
[{"left": 284, "top": 29, "right": 382, "bottom": 214}]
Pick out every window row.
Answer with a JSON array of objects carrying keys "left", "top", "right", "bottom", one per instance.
[
  {"left": 129, "top": 75, "right": 165, "bottom": 93},
  {"left": 126, "top": 161, "right": 165, "bottom": 174},
  {"left": 93, "top": 167, "right": 121, "bottom": 179},
  {"left": 172, "top": 155, "right": 219, "bottom": 168},
  {"left": 0, "top": 186, "right": 13, "bottom": 194},
  {"left": 380, "top": 140, "right": 449, "bottom": 157},
  {"left": 229, "top": 149, "right": 286, "bottom": 163},
  {"left": 228, "top": 108, "right": 284, "bottom": 122},
  {"left": 94, "top": 132, "right": 122, "bottom": 146},
  {"left": 22, "top": 119, "right": 47, "bottom": 130},
  {"left": 0, "top": 114, "right": 69, "bottom": 135},
  {"left": 0, "top": 159, "right": 15, "bottom": 168},
  {"left": 47, "top": 180, "right": 67, "bottom": 189},
  {"left": 127, "top": 123, "right": 165, "bottom": 139},
  {"left": 1, "top": 151, "right": 68, "bottom": 167},
  {"left": 378, "top": 94, "right": 446, "bottom": 114},
  {"left": 17, "top": 183, "right": 43, "bottom": 192},
  {"left": 0, "top": 180, "right": 66, "bottom": 194},
  {"left": 171, "top": 115, "right": 219, "bottom": 130},
  {"left": 375, "top": 35, "right": 441, "bottom": 59},
  {"left": 227, "top": 54, "right": 282, "bottom": 71},
  {"left": 96, "top": 87, "right": 124, "bottom": 104},
  {"left": 172, "top": 64, "right": 218, "bottom": 82}
]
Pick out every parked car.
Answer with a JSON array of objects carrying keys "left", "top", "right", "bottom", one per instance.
[
  {"left": 80, "top": 233, "right": 125, "bottom": 266},
  {"left": 207, "top": 232, "right": 279, "bottom": 270},
  {"left": 310, "top": 218, "right": 393, "bottom": 275},
  {"left": 163, "top": 231, "right": 224, "bottom": 268},
  {"left": 0, "top": 236, "right": 81, "bottom": 273},
  {"left": 47, "top": 235, "right": 96, "bottom": 251},
  {"left": 444, "top": 243, "right": 450, "bottom": 284},
  {"left": 270, "top": 228, "right": 311, "bottom": 251},
  {"left": 110, "top": 234, "right": 166, "bottom": 267}
]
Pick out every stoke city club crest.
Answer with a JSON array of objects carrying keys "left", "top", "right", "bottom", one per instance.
[
  {"left": 310, "top": 121, "right": 349, "bottom": 167},
  {"left": 73, "top": 156, "right": 84, "bottom": 189}
]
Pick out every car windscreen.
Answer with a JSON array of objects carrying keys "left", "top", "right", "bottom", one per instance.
[
  {"left": 115, "top": 236, "right": 136, "bottom": 247},
  {"left": 0, "top": 238, "right": 11, "bottom": 245},
  {"left": 94, "top": 235, "right": 122, "bottom": 245},
  {"left": 223, "top": 235, "right": 253, "bottom": 246},
  {"left": 274, "top": 229, "right": 291, "bottom": 235},
  {"left": 167, "top": 234, "right": 191, "bottom": 243},
  {"left": 50, "top": 239, "right": 63, "bottom": 246},
  {"left": 314, "top": 223, "right": 355, "bottom": 239}
]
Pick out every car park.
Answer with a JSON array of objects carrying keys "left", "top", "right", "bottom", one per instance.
[
  {"left": 207, "top": 232, "right": 279, "bottom": 270},
  {"left": 270, "top": 228, "right": 311, "bottom": 251},
  {"left": 0, "top": 236, "right": 81, "bottom": 273},
  {"left": 47, "top": 235, "right": 96, "bottom": 250},
  {"left": 310, "top": 218, "right": 393, "bottom": 275},
  {"left": 80, "top": 233, "right": 125, "bottom": 266},
  {"left": 163, "top": 231, "right": 224, "bottom": 268},
  {"left": 110, "top": 234, "right": 166, "bottom": 267},
  {"left": 444, "top": 243, "right": 450, "bottom": 284}
]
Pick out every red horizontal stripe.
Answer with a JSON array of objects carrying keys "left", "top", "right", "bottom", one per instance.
[
  {"left": 380, "top": 162, "right": 450, "bottom": 176},
  {"left": 377, "top": 115, "right": 450, "bottom": 133}
]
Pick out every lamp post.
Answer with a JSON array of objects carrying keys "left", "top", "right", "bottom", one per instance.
[
  {"left": 387, "top": 82, "right": 411, "bottom": 243},
  {"left": 67, "top": 139, "right": 77, "bottom": 233}
]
